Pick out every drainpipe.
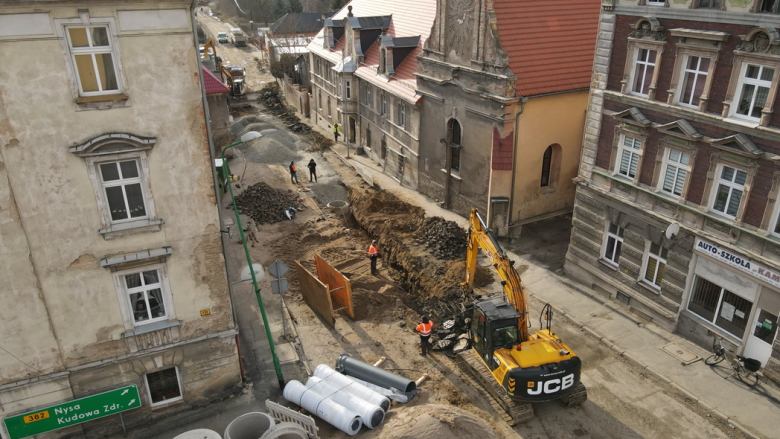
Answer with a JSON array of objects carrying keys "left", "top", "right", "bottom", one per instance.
[
  {"left": 190, "top": 1, "right": 239, "bottom": 331},
  {"left": 507, "top": 97, "right": 528, "bottom": 231}
]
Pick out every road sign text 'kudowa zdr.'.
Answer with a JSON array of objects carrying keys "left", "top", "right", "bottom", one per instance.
[{"left": 3, "top": 386, "right": 142, "bottom": 439}]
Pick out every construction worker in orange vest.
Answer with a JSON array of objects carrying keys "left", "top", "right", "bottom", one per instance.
[
  {"left": 416, "top": 316, "right": 434, "bottom": 356},
  {"left": 368, "top": 240, "right": 379, "bottom": 275}
]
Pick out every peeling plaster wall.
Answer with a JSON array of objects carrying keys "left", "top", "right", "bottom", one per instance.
[{"left": 0, "top": 0, "right": 233, "bottom": 400}]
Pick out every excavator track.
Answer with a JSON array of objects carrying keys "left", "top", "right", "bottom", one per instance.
[
  {"left": 459, "top": 349, "right": 534, "bottom": 425},
  {"left": 559, "top": 382, "right": 587, "bottom": 407}
]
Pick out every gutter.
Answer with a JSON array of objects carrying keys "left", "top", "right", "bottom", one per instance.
[
  {"left": 507, "top": 96, "right": 528, "bottom": 228},
  {"left": 190, "top": 1, "right": 239, "bottom": 331}
]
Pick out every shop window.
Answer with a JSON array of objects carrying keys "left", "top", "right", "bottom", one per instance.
[
  {"left": 145, "top": 367, "right": 183, "bottom": 406},
  {"left": 631, "top": 48, "right": 657, "bottom": 96},
  {"left": 540, "top": 146, "right": 553, "bottom": 187},
  {"left": 616, "top": 135, "right": 642, "bottom": 179},
  {"left": 659, "top": 149, "right": 690, "bottom": 197},
  {"left": 688, "top": 276, "right": 753, "bottom": 339},
  {"left": 602, "top": 223, "right": 624, "bottom": 267},
  {"left": 678, "top": 56, "right": 710, "bottom": 108},
  {"left": 643, "top": 242, "right": 667, "bottom": 289},
  {"left": 732, "top": 64, "right": 774, "bottom": 121},
  {"left": 711, "top": 165, "right": 748, "bottom": 219}
]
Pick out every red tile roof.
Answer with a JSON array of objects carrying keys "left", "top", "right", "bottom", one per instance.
[
  {"left": 308, "top": 0, "right": 436, "bottom": 104},
  {"left": 202, "top": 65, "right": 229, "bottom": 94},
  {"left": 494, "top": 0, "right": 600, "bottom": 97}
]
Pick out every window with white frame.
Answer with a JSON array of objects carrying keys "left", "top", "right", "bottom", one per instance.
[
  {"left": 678, "top": 56, "right": 710, "bottom": 108},
  {"left": 632, "top": 48, "right": 657, "bottom": 96},
  {"left": 66, "top": 26, "right": 120, "bottom": 96},
  {"left": 616, "top": 135, "right": 642, "bottom": 179},
  {"left": 124, "top": 269, "right": 168, "bottom": 325},
  {"left": 381, "top": 93, "right": 386, "bottom": 116},
  {"left": 602, "top": 223, "right": 624, "bottom": 267},
  {"left": 643, "top": 242, "right": 667, "bottom": 289},
  {"left": 711, "top": 165, "right": 748, "bottom": 218},
  {"left": 99, "top": 160, "right": 148, "bottom": 223},
  {"left": 397, "top": 103, "right": 406, "bottom": 127},
  {"left": 346, "top": 80, "right": 351, "bottom": 99},
  {"left": 659, "top": 149, "right": 690, "bottom": 197},
  {"left": 733, "top": 63, "right": 774, "bottom": 120},
  {"left": 145, "top": 367, "right": 183, "bottom": 406}
]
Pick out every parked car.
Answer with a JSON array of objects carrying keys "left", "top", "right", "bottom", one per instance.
[{"left": 217, "top": 31, "right": 228, "bottom": 44}]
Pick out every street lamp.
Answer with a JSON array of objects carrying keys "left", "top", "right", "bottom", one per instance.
[{"left": 220, "top": 131, "right": 286, "bottom": 390}]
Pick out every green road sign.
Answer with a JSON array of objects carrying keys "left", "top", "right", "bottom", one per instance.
[{"left": 3, "top": 385, "right": 141, "bottom": 439}]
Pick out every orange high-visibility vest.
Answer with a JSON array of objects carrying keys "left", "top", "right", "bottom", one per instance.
[
  {"left": 291, "top": 164, "right": 297, "bottom": 172},
  {"left": 416, "top": 321, "right": 433, "bottom": 336},
  {"left": 368, "top": 244, "right": 378, "bottom": 257}
]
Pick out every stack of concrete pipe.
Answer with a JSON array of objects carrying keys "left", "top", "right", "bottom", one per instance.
[{"left": 283, "top": 365, "right": 391, "bottom": 436}]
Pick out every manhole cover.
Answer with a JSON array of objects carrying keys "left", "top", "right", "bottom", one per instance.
[{"left": 660, "top": 342, "right": 700, "bottom": 365}]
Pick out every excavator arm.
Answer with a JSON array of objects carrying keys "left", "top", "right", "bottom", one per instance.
[{"left": 465, "top": 208, "right": 529, "bottom": 340}]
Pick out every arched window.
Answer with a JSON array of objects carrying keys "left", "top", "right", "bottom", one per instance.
[
  {"left": 448, "top": 119, "right": 462, "bottom": 172},
  {"left": 540, "top": 145, "right": 553, "bottom": 187}
]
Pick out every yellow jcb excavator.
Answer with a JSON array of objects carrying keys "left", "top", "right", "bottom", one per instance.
[
  {"left": 460, "top": 208, "right": 587, "bottom": 425},
  {"left": 203, "top": 38, "right": 247, "bottom": 100}
]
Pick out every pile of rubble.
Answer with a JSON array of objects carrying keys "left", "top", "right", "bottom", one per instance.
[
  {"left": 233, "top": 182, "right": 300, "bottom": 224},
  {"left": 405, "top": 287, "right": 473, "bottom": 354},
  {"left": 415, "top": 217, "right": 467, "bottom": 259},
  {"left": 258, "top": 84, "right": 334, "bottom": 152}
]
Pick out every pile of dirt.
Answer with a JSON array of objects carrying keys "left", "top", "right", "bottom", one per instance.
[
  {"left": 376, "top": 404, "right": 499, "bottom": 439},
  {"left": 257, "top": 84, "right": 334, "bottom": 152},
  {"left": 415, "top": 217, "right": 467, "bottom": 259},
  {"left": 233, "top": 182, "right": 299, "bottom": 224}
]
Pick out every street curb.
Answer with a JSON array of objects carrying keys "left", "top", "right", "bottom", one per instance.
[{"left": 529, "top": 294, "right": 762, "bottom": 439}]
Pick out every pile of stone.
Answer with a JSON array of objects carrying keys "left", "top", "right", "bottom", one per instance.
[
  {"left": 416, "top": 217, "right": 467, "bottom": 259},
  {"left": 257, "top": 84, "right": 334, "bottom": 150},
  {"left": 406, "top": 288, "right": 473, "bottom": 354},
  {"left": 233, "top": 182, "right": 300, "bottom": 224}
]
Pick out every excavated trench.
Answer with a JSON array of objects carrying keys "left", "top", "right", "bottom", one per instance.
[{"left": 347, "top": 186, "right": 493, "bottom": 334}]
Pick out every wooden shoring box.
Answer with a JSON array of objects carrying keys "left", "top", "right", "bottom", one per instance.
[
  {"left": 314, "top": 254, "right": 355, "bottom": 319},
  {"left": 295, "top": 261, "right": 335, "bottom": 327}
]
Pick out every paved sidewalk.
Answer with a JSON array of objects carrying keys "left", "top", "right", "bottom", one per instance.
[{"left": 326, "top": 140, "right": 780, "bottom": 439}]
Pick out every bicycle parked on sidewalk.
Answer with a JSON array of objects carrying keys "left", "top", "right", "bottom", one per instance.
[{"left": 704, "top": 336, "right": 761, "bottom": 386}]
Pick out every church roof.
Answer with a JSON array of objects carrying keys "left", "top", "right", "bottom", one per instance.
[{"left": 494, "top": 0, "right": 600, "bottom": 96}]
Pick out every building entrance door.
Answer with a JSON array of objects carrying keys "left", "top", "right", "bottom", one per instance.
[{"left": 743, "top": 308, "right": 779, "bottom": 367}]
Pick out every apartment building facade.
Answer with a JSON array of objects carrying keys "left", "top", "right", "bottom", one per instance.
[
  {"left": 0, "top": 1, "right": 240, "bottom": 437},
  {"left": 308, "top": 0, "right": 434, "bottom": 189},
  {"left": 566, "top": 0, "right": 780, "bottom": 384}
]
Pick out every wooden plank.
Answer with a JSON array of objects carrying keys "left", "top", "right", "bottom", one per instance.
[
  {"left": 314, "top": 254, "right": 355, "bottom": 320},
  {"left": 295, "top": 261, "right": 335, "bottom": 327}
]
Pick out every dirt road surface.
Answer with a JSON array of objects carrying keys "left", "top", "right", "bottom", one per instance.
[
  {"left": 197, "top": 11, "right": 275, "bottom": 91},
  {"left": 219, "top": 89, "right": 748, "bottom": 439}
]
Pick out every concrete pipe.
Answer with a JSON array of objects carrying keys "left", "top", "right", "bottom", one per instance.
[
  {"left": 283, "top": 380, "right": 362, "bottom": 436},
  {"left": 258, "top": 422, "right": 308, "bottom": 439},
  {"left": 336, "top": 354, "right": 416, "bottom": 393},
  {"left": 172, "top": 429, "right": 222, "bottom": 439},
  {"left": 313, "top": 364, "right": 391, "bottom": 412},
  {"left": 305, "top": 376, "right": 385, "bottom": 429},
  {"left": 326, "top": 200, "right": 350, "bottom": 216},
  {"left": 223, "top": 412, "right": 274, "bottom": 439}
]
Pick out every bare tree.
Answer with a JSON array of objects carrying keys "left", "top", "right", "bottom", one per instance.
[{"left": 330, "top": 0, "right": 347, "bottom": 10}]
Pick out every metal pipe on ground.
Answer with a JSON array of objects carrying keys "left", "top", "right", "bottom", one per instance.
[
  {"left": 305, "top": 377, "right": 385, "bottom": 429},
  {"left": 224, "top": 412, "right": 275, "bottom": 439},
  {"left": 336, "top": 354, "right": 416, "bottom": 393},
  {"left": 342, "top": 375, "right": 412, "bottom": 403},
  {"left": 313, "top": 365, "right": 391, "bottom": 412},
  {"left": 283, "top": 380, "right": 362, "bottom": 436}
]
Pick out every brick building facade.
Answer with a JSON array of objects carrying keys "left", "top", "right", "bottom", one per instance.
[{"left": 566, "top": 0, "right": 780, "bottom": 385}]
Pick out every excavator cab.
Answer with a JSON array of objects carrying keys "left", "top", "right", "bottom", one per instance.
[{"left": 471, "top": 296, "right": 523, "bottom": 369}]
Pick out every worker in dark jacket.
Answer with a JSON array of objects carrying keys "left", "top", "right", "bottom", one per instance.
[
  {"left": 368, "top": 240, "right": 379, "bottom": 275},
  {"left": 308, "top": 159, "right": 317, "bottom": 183},
  {"left": 289, "top": 161, "right": 299, "bottom": 185},
  {"left": 416, "top": 316, "right": 434, "bottom": 355}
]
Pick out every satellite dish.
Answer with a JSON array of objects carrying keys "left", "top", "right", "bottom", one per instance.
[
  {"left": 240, "top": 263, "right": 265, "bottom": 282},
  {"left": 665, "top": 222, "right": 680, "bottom": 240}
]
